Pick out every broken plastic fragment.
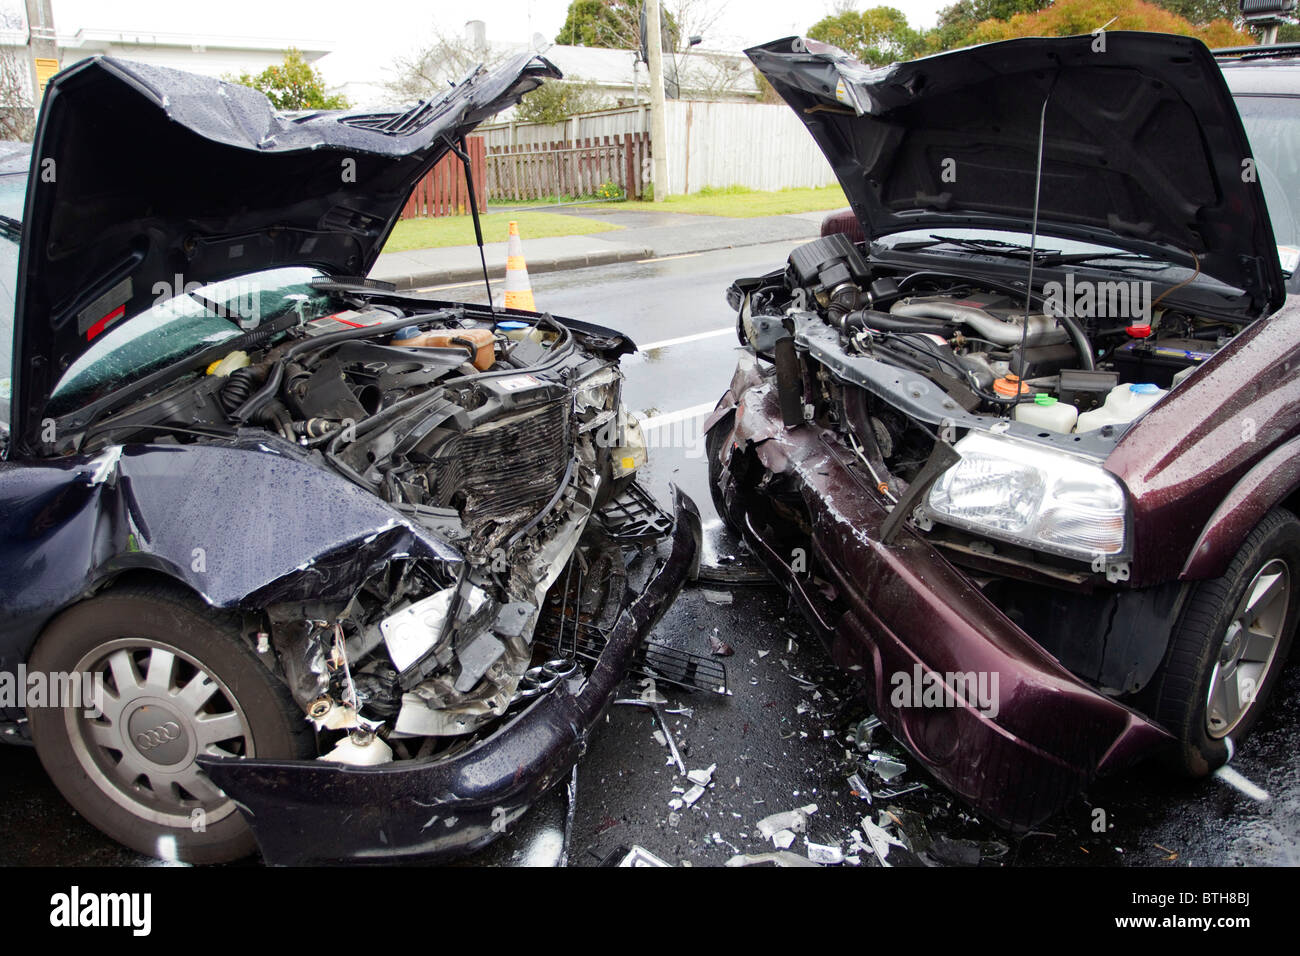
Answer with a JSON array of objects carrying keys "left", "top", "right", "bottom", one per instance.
[
  {"left": 682, "top": 785, "right": 706, "bottom": 807},
  {"left": 687, "top": 764, "right": 716, "bottom": 787},
  {"left": 772, "top": 829, "right": 796, "bottom": 849},
  {"left": 806, "top": 841, "right": 844, "bottom": 865},
  {"left": 725, "top": 851, "right": 819, "bottom": 868}
]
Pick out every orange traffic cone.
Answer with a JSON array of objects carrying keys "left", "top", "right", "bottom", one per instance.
[{"left": 503, "top": 220, "right": 536, "bottom": 312}]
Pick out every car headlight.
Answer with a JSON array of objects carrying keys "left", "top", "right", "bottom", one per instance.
[{"left": 926, "top": 431, "right": 1127, "bottom": 562}]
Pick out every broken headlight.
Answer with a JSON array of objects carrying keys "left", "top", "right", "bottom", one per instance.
[{"left": 925, "top": 431, "right": 1127, "bottom": 562}]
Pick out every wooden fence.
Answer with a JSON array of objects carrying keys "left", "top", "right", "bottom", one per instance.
[
  {"left": 485, "top": 132, "right": 651, "bottom": 202},
  {"left": 400, "top": 136, "right": 486, "bottom": 219}
]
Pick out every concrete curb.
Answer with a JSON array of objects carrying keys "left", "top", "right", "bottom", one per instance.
[{"left": 379, "top": 246, "right": 654, "bottom": 290}]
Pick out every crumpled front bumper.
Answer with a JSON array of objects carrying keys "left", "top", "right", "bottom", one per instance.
[
  {"left": 711, "top": 382, "right": 1172, "bottom": 830},
  {"left": 199, "top": 488, "right": 701, "bottom": 865}
]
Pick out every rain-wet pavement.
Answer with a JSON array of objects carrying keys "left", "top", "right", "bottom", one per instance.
[{"left": 3, "top": 243, "right": 1297, "bottom": 866}]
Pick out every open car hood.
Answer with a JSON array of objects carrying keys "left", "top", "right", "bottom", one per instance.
[
  {"left": 748, "top": 32, "right": 1285, "bottom": 314},
  {"left": 10, "top": 52, "right": 559, "bottom": 444}
]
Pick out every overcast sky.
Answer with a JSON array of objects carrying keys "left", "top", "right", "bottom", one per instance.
[{"left": 48, "top": 1, "right": 954, "bottom": 56}]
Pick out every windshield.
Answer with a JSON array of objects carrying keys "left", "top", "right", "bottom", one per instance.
[
  {"left": 46, "top": 267, "right": 338, "bottom": 417},
  {"left": 1233, "top": 93, "right": 1300, "bottom": 268}
]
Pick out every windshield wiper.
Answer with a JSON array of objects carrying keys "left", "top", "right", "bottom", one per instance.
[
  {"left": 891, "top": 234, "right": 1159, "bottom": 270},
  {"left": 891, "top": 234, "right": 1062, "bottom": 260}
]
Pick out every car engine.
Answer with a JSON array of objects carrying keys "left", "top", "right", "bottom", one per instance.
[{"left": 66, "top": 285, "right": 653, "bottom": 764}]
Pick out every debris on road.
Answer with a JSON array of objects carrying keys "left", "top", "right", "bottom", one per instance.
[
  {"left": 688, "top": 764, "right": 717, "bottom": 787},
  {"left": 701, "top": 589, "right": 734, "bottom": 605},
  {"left": 709, "top": 632, "right": 735, "bottom": 656},
  {"left": 726, "top": 851, "right": 819, "bottom": 867},
  {"left": 806, "top": 840, "right": 844, "bottom": 865}
]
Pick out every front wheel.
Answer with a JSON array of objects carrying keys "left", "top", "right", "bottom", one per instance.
[
  {"left": 1149, "top": 508, "right": 1300, "bottom": 775},
  {"left": 28, "top": 585, "right": 314, "bottom": 863}
]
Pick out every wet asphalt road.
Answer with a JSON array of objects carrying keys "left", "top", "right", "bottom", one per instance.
[{"left": 3, "top": 243, "right": 1298, "bottom": 867}]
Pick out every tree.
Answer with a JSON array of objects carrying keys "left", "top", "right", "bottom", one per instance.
[
  {"left": 964, "top": 0, "right": 1251, "bottom": 47},
  {"left": 382, "top": 30, "right": 508, "bottom": 105},
  {"left": 807, "top": 7, "right": 926, "bottom": 66},
  {"left": 928, "top": 0, "right": 1051, "bottom": 51},
  {"left": 555, "top": 0, "right": 680, "bottom": 50},
  {"left": 0, "top": 46, "right": 34, "bottom": 141},
  {"left": 230, "top": 49, "right": 349, "bottom": 111},
  {"left": 514, "top": 79, "right": 605, "bottom": 123}
]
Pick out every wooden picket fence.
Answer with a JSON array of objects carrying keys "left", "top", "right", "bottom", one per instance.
[
  {"left": 400, "top": 136, "right": 487, "bottom": 219},
  {"left": 485, "top": 132, "right": 651, "bottom": 202}
]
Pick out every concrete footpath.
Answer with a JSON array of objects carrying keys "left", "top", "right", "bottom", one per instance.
[{"left": 370, "top": 206, "right": 833, "bottom": 289}]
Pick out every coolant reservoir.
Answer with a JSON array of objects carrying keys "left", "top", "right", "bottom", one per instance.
[
  {"left": 1075, "top": 383, "right": 1167, "bottom": 433},
  {"left": 391, "top": 327, "right": 495, "bottom": 370},
  {"left": 1014, "top": 394, "right": 1078, "bottom": 433}
]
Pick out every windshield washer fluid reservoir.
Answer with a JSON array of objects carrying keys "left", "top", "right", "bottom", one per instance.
[
  {"left": 1075, "top": 383, "right": 1167, "bottom": 433},
  {"left": 1014, "top": 394, "right": 1078, "bottom": 433}
]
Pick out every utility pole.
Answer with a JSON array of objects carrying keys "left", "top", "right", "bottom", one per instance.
[
  {"left": 24, "top": 0, "right": 59, "bottom": 111},
  {"left": 646, "top": 0, "right": 669, "bottom": 201}
]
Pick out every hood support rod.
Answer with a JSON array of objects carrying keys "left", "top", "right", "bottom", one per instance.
[{"left": 447, "top": 135, "right": 494, "bottom": 311}]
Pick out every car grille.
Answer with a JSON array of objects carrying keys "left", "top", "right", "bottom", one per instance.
[{"left": 427, "top": 400, "right": 571, "bottom": 537}]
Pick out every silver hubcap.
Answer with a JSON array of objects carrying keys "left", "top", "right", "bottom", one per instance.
[
  {"left": 1206, "top": 558, "right": 1290, "bottom": 739},
  {"left": 68, "top": 639, "right": 253, "bottom": 827}
]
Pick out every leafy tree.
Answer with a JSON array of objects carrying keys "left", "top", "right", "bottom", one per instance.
[
  {"left": 230, "top": 49, "right": 348, "bottom": 111},
  {"left": 928, "top": 0, "right": 1050, "bottom": 51},
  {"left": 556, "top": 0, "right": 679, "bottom": 50},
  {"left": 514, "top": 79, "right": 605, "bottom": 123},
  {"left": 964, "top": 0, "right": 1251, "bottom": 47},
  {"left": 807, "top": 6, "right": 925, "bottom": 66}
]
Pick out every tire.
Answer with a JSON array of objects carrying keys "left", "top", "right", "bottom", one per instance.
[
  {"left": 705, "top": 407, "right": 742, "bottom": 536},
  {"left": 27, "top": 585, "right": 314, "bottom": 864},
  {"left": 1149, "top": 508, "right": 1300, "bottom": 776}
]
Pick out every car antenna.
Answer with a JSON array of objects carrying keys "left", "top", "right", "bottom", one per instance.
[
  {"left": 446, "top": 134, "right": 495, "bottom": 310},
  {"left": 1015, "top": 72, "right": 1060, "bottom": 402}
]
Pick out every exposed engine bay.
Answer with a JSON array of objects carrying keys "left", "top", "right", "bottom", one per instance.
[
  {"left": 60, "top": 283, "right": 661, "bottom": 766},
  {"left": 730, "top": 233, "right": 1246, "bottom": 493}
]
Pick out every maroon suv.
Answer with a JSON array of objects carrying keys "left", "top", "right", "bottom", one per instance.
[{"left": 706, "top": 33, "right": 1300, "bottom": 828}]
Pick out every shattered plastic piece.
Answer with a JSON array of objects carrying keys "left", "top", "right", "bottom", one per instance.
[
  {"left": 725, "top": 851, "right": 819, "bottom": 868},
  {"left": 806, "top": 841, "right": 844, "bottom": 865},
  {"left": 652, "top": 729, "right": 667, "bottom": 747},
  {"left": 668, "top": 798, "right": 684, "bottom": 811},
  {"left": 667, "top": 812, "right": 681, "bottom": 828},
  {"left": 756, "top": 804, "right": 818, "bottom": 841},
  {"left": 847, "top": 773, "right": 873, "bottom": 802},
  {"left": 701, "top": 589, "right": 734, "bottom": 605},
  {"left": 772, "top": 829, "right": 796, "bottom": 850},
  {"left": 757, "top": 649, "right": 770, "bottom": 658},
  {"left": 618, "top": 845, "right": 673, "bottom": 867},
  {"left": 687, "top": 764, "right": 717, "bottom": 787},
  {"left": 874, "top": 783, "right": 925, "bottom": 799},
  {"left": 861, "top": 817, "right": 905, "bottom": 867},
  {"left": 709, "top": 633, "right": 735, "bottom": 657},
  {"left": 682, "top": 785, "right": 706, "bottom": 807},
  {"left": 867, "top": 752, "right": 908, "bottom": 781}
]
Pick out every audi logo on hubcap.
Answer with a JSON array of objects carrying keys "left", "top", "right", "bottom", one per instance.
[{"left": 135, "top": 721, "right": 182, "bottom": 750}]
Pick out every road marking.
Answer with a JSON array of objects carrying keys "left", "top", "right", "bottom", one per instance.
[
  {"left": 1213, "top": 765, "right": 1270, "bottom": 802},
  {"left": 638, "top": 326, "right": 734, "bottom": 352},
  {"left": 638, "top": 401, "right": 717, "bottom": 431},
  {"left": 637, "top": 252, "right": 703, "bottom": 264}
]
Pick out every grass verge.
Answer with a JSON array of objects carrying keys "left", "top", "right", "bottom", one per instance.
[
  {"left": 617, "top": 184, "right": 847, "bottom": 217},
  {"left": 383, "top": 209, "right": 621, "bottom": 253}
]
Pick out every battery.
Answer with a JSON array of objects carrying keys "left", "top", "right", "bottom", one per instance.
[{"left": 1112, "top": 337, "right": 1218, "bottom": 388}]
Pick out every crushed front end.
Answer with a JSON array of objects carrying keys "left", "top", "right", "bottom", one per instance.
[{"left": 706, "top": 241, "right": 1180, "bottom": 830}]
